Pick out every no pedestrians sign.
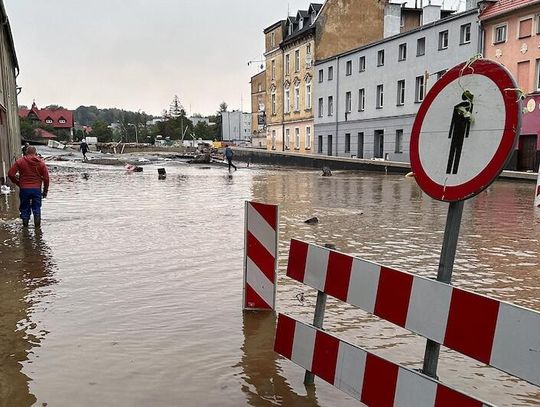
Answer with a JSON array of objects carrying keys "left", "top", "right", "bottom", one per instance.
[{"left": 410, "top": 59, "right": 521, "bottom": 202}]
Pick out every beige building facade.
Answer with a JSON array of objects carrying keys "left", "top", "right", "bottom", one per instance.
[{"left": 250, "top": 70, "right": 267, "bottom": 148}]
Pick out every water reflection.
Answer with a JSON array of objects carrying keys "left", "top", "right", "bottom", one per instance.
[
  {"left": 238, "top": 312, "right": 319, "bottom": 407},
  {"left": 0, "top": 201, "right": 56, "bottom": 406}
]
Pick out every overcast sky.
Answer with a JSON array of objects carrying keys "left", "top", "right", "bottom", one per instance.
[{"left": 5, "top": 0, "right": 458, "bottom": 117}]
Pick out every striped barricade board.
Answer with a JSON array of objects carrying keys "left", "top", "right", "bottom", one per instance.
[
  {"left": 286, "top": 239, "right": 540, "bottom": 387},
  {"left": 274, "top": 314, "right": 494, "bottom": 407},
  {"left": 242, "top": 201, "right": 278, "bottom": 311}
]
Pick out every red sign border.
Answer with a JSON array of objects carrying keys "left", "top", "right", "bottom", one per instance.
[{"left": 410, "top": 59, "right": 521, "bottom": 202}]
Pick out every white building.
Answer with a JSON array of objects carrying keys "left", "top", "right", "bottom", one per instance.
[
  {"left": 221, "top": 111, "right": 252, "bottom": 143},
  {"left": 314, "top": 5, "right": 479, "bottom": 162}
]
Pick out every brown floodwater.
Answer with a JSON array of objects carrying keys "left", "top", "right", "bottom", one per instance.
[{"left": 0, "top": 161, "right": 539, "bottom": 407}]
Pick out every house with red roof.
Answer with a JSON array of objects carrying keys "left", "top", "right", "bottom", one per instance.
[
  {"left": 18, "top": 101, "right": 74, "bottom": 141},
  {"left": 480, "top": 0, "right": 540, "bottom": 171}
]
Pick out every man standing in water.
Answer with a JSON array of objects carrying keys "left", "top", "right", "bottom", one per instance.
[
  {"left": 8, "top": 146, "right": 49, "bottom": 228},
  {"left": 225, "top": 146, "right": 237, "bottom": 172},
  {"left": 80, "top": 138, "right": 89, "bottom": 161}
]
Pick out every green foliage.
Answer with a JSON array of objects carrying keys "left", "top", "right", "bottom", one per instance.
[
  {"left": 193, "top": 122, "right": 217, "bottom": 140},
  {"left": 90, "top": 120, "right": 114, "bottom": 142},
  {"left": 74, "top": 105, "right": 153, "bottom": 127},
  {"left": 213, "top": 102, "right": 228, "bottom": 141},
  {"left": 151, "top": 115, "right": 193, "bottom": 140}
]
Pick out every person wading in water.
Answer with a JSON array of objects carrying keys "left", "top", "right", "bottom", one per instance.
[
  {"left": 225, "top": 146, "right": 237, "bottom": 172},
  {"left": 8, "top": 146, "right": 50, "bottom": 228}
]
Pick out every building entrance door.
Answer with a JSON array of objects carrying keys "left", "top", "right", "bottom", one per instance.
[
  {"left": 518, "top": 134, "right": 537, "bottom": 171},
  {"left": 327, "top": 135, "right": 333, "bottom": 156},
  {"left": 357, "top": 132, "right": 364, "bottom": 158},
  {"left": 374, "top": 130, "right": 384, "bottom": 158}
]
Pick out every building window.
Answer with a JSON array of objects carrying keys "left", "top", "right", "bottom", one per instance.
[
  {"left": 519, "top": 18, "right": 533, "bottom": 39},
  {"left": 397, "top": 80, "right": 405, "bottom": 106},
  {"left": 437, "top": 69, "right": 447, "bottom": 80},
  {"left": 271, "top": 130, "right": 276, "bottom": 149},
  {"left": 318, "top": 135, "right": 323, "bottom": 153},
  {"left": 494, "top": 24, "right": 507, "bottom": 44},
  {"left": 400, "top": 14, "right": 405, "bottom": 28},
  {"left": 294, "top": 84, "right": 300, "bottom": 111},
  {"left": 45, "top": 119, "right": 53, "bottom": 124},
  {"left": 376, "top": 85, "right": 383, "bottom": 108},
  {"left": 305, "top": 82, "right": 312, "bottom": 109},
  {"left": 537, "top": 59, "right": 540, "bottom": 91},
  {"left": 328, "top": 66, "right": 334, "bottom": 80},
  {"left": 395, "top": 129, "right": 403, "bottom": 153},
  {"left": 536, "top": 14, "right": 540, "bottom": 34},
  {"left": 358, "top": 88, "right": 365, "bottom": 111},
  {"left": 398, "top": 43, "right": 407, "bottom": 61},
  {"left": 271, "top": 32, "right": 275, "bottom": 47},
  {"left": 415, "top": 75, "right": 425, "bottom": 102},
  {"left": 285, "top": 89, "right": 290, "bottom": 113},
  {"left": 357, "top": 132, "right": 364, "bottom": 158},
  {"left": 285, "top": 54, "right": 290, "bottom": 75},
  {"left": 377, "top": 50, "right": 384, "bottom": 66},
  {"left": 318, "top": 69, "right": 323, "bottom": 83},
  {"left": 295, "top": 49, "right": 300, "bottom": 72},
  {"left": 318, "top": 98, "right": 323, "bottom": 117},
  {"left": 346, "top": 60, "right": 352, "bottom": 75},
  {"left": 271, "top": 91, "right": 276, "bottom": 115},
  {"left": 460, "top": 24, "right": 471, "bottom": 44},
  {"left": 306, "top": 127, "right": 311, "bottom": 149},
  {"left": 345, "top": 91, "right": 352, "bottom": 113},
  {"left": 328, "top": 96, "right": 333, "bottom": 116},
  {"left": 59, "top": 119, "right": 67, "bottom": 124},
  {"left": 359, "top": 56, "right": 366, "bottom": 72},
  {"left": 295, "top": 128, "right": 300, "bottom": 149},
  {"left": 417, "top": 37, "right": 425, "bottom": 56},
  {"left": 345, "top": 133, "right": 351, "bottom": 153},
  {"left": 438, "top": 30, "right": 449, "bottom": 50},
  {"left": 307, "top": 43, "right": 312, "bottom": 55},
  {"left": 271, "top": 60, "right": 276, "bottom": 80},
  {"left": 258, "top": 83, "right": 262, "bottom": 92},
  {"left": 299, "top": 18, "right": 304, "bottom": 30},
  {"left": 285, "top": 129, "right": 290, "bottom": 149}
]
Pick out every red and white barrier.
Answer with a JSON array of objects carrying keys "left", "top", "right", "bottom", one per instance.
[
  {"left": 274, "top": 314, "right": 494, "bottom": 407},
  {"left": 243, "top": 201, "right": 278, "bottom": 310},
  {"left": 287, "top": 239, "right": 540, "bottom": 386},
  {"left": 535, "top": 166, "right": 540, "bottom": 208}
]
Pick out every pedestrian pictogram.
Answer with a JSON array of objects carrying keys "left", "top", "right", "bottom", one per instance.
[{"left": 410, "top": 59, "right": 522, "bottom": 202}]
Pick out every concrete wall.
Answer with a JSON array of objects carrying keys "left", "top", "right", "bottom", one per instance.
[
  {"left": 315, "top": 0, "right": 388, "bottom": 61},
  {"left": 314, "top": 9, "right": 478, "bottom": 162},
  {"left": 0, "top": 1, "right": 20, "bottom": 184}
]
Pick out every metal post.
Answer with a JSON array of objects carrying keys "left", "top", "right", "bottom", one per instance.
[
  {"left": 304, "top": 243, "right": 335, "bottom": 385},
  {"left": 422, "top": 200, "right": 464, "bottom": 378}
]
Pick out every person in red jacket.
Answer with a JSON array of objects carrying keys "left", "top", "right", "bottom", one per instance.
[{"left": 8, "top": 146, "right": 49, "bottom": 227}]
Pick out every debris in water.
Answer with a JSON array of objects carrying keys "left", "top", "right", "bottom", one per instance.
[
  {"left": 304, "top": 217, "right": 319, "bottom": 224},
  {"left": 322, "top": 167, "right": 332, "bottom": 176}
]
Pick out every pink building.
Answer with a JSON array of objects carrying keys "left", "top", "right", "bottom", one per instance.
[{"left": 480, "top": 0, "right": 540, "bottom": 171}]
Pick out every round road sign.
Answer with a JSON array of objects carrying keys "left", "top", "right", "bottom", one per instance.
[{"left": 410, "top": 59, "right": 521, "bottom": 202}]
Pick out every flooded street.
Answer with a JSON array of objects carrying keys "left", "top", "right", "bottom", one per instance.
[{"left": 0, "top": 161, "right": 539, "bottom": 407}]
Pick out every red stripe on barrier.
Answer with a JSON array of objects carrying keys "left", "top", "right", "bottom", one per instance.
[
  {"left": 247, "top": 231, "right": 275, "bottom": 282},
  {"left": 287, "top": 239, "right": 309, "bottom": 283},
  {"left": 274, "top": 314, "right": 296, "bottom": 359},
  {"left": 434, "top": 384, "right": 484, "bottom": 407},
  {"left": 361, "top": 353, "right": 399, "bottom": 407},
  {"left": 374, "top": 267, "right": 414, "bottom": 327},
  {"left": 444, "top": 289, "right": 500, "bottom": 364},
  {"left": 250, "top": 202, "right": 277, "bottom": 230},
  {"left": 311, "top": 331, "right": 339, "bottom": 384},
  {"left": 245, "top": 284, "right": 271, "bottom": 309},
  {"left": 324, "top": 251, "right": 353, "bottom": 302}
]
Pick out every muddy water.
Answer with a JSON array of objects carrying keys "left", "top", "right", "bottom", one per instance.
[{"left": 0, "top": 162, "right": 538, "bottom": 407}]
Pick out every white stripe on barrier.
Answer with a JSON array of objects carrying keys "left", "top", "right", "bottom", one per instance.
[
  {"left": 335, "top": 341, "right": 366, "bottom": 400},
  {"left": 406, "top": 277, "right": 453, "bottom": 344},
  {"left": 246, "top": 203, "right": 276, "bottom": 255},
  {"left": 291, "top": 322, "right": 316, "bottom": 371},
  {"left": 347, "top": 258, "right": 380, "bottom": 313},
  {"left": 245, "top": 258, "right": 274, "bottom": 309},
  {"left": 395, "top": 368, "right": 437, "bottom": 407},
  {"left": 491, "top": 303, "right": 540, "bottom": 386},
  {"left": 304, "top": 244, "right": 329, "bottom": 291}
]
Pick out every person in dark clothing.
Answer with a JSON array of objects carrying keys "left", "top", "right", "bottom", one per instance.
[
  {"left": 8, "top": 146, "right": 50, "bottom": 228},
  {"left": 21, "top": 142, "right": 29, "bottom": 156},
  {"left": 80, "top": 139, "right": 89, "bottom": 161},
  {"left": 225, "top": 146, "right": 237, "bottom": 172}
]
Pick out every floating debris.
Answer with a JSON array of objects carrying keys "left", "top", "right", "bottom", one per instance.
[{"left": 304, "top": 217, "right": 319, "bottom": 225}]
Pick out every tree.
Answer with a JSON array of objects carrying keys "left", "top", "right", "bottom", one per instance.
[
  {"left": 193, "top": 122, "right": 216, "bottom": 140},
  {"left": 90, "top": 120, "right": 113, "bottom": 142},
  {"left": 169, "top": 95, "right": 184, "bottom": 118},
  {"left": 214, "top": 101, "right": 228, "bottom": 140}
]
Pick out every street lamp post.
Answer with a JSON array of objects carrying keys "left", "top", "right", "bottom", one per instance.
[{"left": 128, "top": 123, "right": 139, "bottom": 144}]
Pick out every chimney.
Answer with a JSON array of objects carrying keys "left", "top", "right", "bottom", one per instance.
[
  {"left": 384, "top": 3, "right": 402, "bottom": 38},
  {"left": 465, "top": 0, "right": 479, "bottom": 10},
  {"left": 422, "top": 4, "right": 441, "bottom": 25}
]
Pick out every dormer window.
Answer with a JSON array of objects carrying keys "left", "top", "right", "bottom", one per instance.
[
  {"left": 59, "top": 119, "right": 67, "bottom": 124},
  {"left": 45, "top": 118, "right": 53, "bottom": 124},
  {"left": 311, "top": 12, "right": 315, "bottom": 24},
  {"left": 288, "top": 24, "right": 293, "bottom": 35},
  {"left": 299, "top": 18, "right": 303, "bottom": 29}
]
